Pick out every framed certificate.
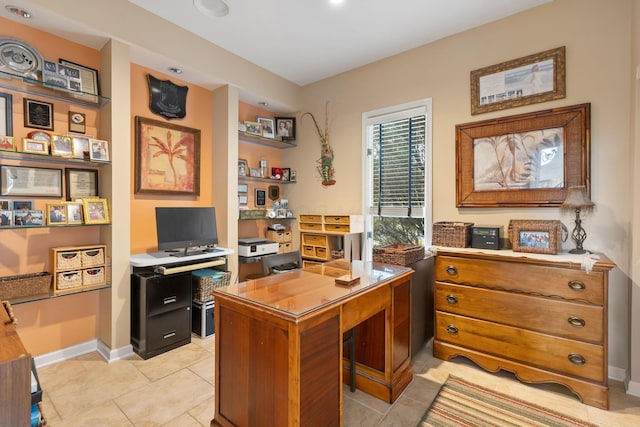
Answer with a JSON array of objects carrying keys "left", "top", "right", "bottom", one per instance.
[
  {"left": 65, "top": 168, "right": 98, "bottom": 201},
  {"left": 24, "top": 98, "right": 53, "bottom": 130},
  {"left": 1, "top": 165, "right": 62, "bottom": 197}
]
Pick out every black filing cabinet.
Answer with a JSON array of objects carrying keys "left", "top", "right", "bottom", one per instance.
[{"left": 131, "top": 269, "right": 192, "bottom": 359}]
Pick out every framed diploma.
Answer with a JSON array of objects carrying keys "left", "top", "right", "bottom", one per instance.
[
  {"left": 24, "top": 98, "right": 53, "bottom": 130},
  {"left": 59, "top": 58, "right": 99, "bottom": 104},
  {"left": 65, "top": 168, "right": 98, "bottom": 201},
  {"left": 1, "top": 165, "right": 62, "bottom": 197}
]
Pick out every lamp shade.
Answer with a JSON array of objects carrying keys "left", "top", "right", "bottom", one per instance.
[{"left": 561, "top": 185, "right": 594, "bottom": 212}]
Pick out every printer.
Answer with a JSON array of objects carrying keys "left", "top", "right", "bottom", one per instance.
[{"left": 238, "top": 237, "right": 279, "bottom": 257}]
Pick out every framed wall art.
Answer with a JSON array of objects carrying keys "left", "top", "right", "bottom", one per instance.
[
  {"left": 65, "top": 168, "right": 98, "bottom": 201},
  {"left": 24, "top": 98, "right": 53, "bottom": 130},
  {"left": 456, "top": 103, "right": 590, "bottom": 208},
  {"left": 1, "top": 165, "right": 62, "bottom": 197},
  {"left": 470, "top": 46, "right": 566, "bottom": 115},
  {"left": 0, "top": 92, "right": 12, "bottom": 136},
  {"left": 135, "top": 116, "right": 201, "bottom": 195}
]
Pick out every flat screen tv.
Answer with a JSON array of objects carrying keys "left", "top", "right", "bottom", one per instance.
[{"left": 155, "top": 207, "right": 219, "bottom": 257}]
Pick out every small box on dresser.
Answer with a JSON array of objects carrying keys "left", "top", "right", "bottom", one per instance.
[{"left": 50, "top": 244, "right": 107, "bottom": 294}]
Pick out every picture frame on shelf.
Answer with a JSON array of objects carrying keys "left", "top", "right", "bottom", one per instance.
[
  {"left": 12, "top": 200, "right": 33, "bottom": 210},
  {"left": 65, "top": 168, "right": 98, "bottom": 201},
  {"left": 0, "top": 135, "right": 15, "bottom": 152},
  {"left": 238, "top": 159, "right": 249, "bottom": 177},
  {"left": 244, "top": 121, "right": 262, "bottom": 136},
  {"left": 14, "top": 209, "right": 44, "bottom": 227},
  {"left": 271, "top": 167, "right": 283, "bottom": 180},
  {"left": 0, "top": 92, "right": 12, "bottom": 137},
  {"left": 65, "top": 202, "right": 84, "bottom": 224},
  {"left": 59, "top": 58, "right": 100, "bottom": 104},
  {"left": 238, "top": 195, "right": 248, "bottom": 205},
  {"left": 46, "top": 203, "right": 68, "bottom": 226},
  {"left": 0, "top": 199, "right": 9, "bottom": 210},
  {"left": 0, "top": 209, "right": 12, "bottom": 227},
  {"left": 238, "top": 183, "right": 248, "bottom": 193},
  {"left": 51, "top": 134, "right": 73, "bottom": 157},
  {"left": 71, "top": 134, "right": 91, "bottom": 159},
  {"left": 256, "top": 117, "right": 275, "bottom": 139},
  {"left": 282, "top": 168, "right": 291, "bottom": 181},
  {"left": 135, "top": 116, "right": 201, "bottom": 195},
  {"left": 1, "top": 165, "right": 62, "bottom": 197},
  {"left": 275, "top": 117, "right": 296, "bottom": 140},
  {"left": 24, "top": 98, "right": 54, "bottom": 131},
  {"left": 21, "top": 138, "right": 48, "bottom": 155},
  {"left": 470, "top": 46, "right": 566, "bottom": 115},
  {"left": 249, "top": 168, "right": 260, "bottom": 178},
  {"left": 68, "top": 111, "right": 86, "bottom": 134},
  {"left": 89, "top": 138, "right": 110, "bottom": 162},
  {"left": 82, "top": 197, "right": 110, "bottom": 224},
  {"left": 27, "top": 130, "right": 51, "bottom": 146},
  {"left": 509, "top": 219, "right": 562, "bottom": 255},
  {"left": 456, "top": 103, "right": 590, "bottom": 208}
]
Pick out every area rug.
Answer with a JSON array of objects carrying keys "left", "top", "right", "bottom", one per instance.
[{"left": 419, "top": 375, "right": 596, "bottom": 427}]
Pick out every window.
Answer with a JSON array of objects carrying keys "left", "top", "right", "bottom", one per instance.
[{"left": 362, "top": 99, "right": 432, "bottom": 259}]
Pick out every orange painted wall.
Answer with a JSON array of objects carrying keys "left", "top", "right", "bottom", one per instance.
[
  {"left": 129, "top": 64, "right": 215, "bottom": 253},
  {"left": 0, "top": 17, "right": 102, "bottom": 355}
]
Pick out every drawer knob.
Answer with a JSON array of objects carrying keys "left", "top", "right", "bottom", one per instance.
[
  {"left": 446, "top": 325, "right": 459, "bottom": 335},
  {"left": 568, "top": 353, "right": 586, "bottom": 365},
  {"left": 445, "top": 265, "right": 458, "bottom": 276},
  {"left": 446, "top": 294, "right": 458, "bottom": 305},
  {"left": 568, "top": 280, "right": 586, "bottom": 291},
  {"left": 568, "top": 316, "right": 586, "bottom": 328}
]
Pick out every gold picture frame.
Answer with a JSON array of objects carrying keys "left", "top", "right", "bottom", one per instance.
[
  {"left": 65, "top": 202, "right": 84, "bottom": 224},
  {"left": 51, "top": 134, "right": 73, "bottom": 157},
  {"left": 470, "top": 46, "right": 566, "bottom": 115},
  {"left": 82, "top": 197, "right": 110, "bottom": 224},
  {"left": 509, "top": 219, "right": 563, "bottom": 255},
  {"left": 21, "top": 138, "right": 48, "bottom": 155},
  {"left": 46, "top": 203, "right": 68, "bottom": 226}
]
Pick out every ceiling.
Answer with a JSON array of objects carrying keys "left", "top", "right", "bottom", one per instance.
[{"left": 1, "top": 0, "right": 551, "bottom": 102}]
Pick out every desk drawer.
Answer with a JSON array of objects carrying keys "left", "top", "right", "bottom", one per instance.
[
  {"left": 325, "top": 224, "right": 350, "bottom": 233},
  {"left": 303, "top": 234, "right": 327, "bottom": 246},
  {"left": 300, "top": 215, "right": 322, "bottom": 223},
  {"left": 324, "top": 215, "right": 350, "bottom": 225},
  {"left": 300, "top": 222, "right": 324, "bottom": 231},
  {"left": 147, "top": 307, "right": 191, "bottom": 352},
  {"left": 146, "top": 272, "right": 191, "bottom": 316}
]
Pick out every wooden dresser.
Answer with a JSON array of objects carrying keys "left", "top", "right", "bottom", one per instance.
[{"left": 433, "top": 249, "right": 615, "bottom": 409}]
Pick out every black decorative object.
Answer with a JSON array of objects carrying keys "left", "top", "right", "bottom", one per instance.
[
  {"left": 560, "top": 185, "right": 594, "bottom": 254},
  {"left": 147, "top": 74, "right": 188, "bottom": 119}
]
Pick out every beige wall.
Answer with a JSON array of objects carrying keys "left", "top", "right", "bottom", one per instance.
[{"left": 288, "top": 0, "right": 635, "bottom": 376}]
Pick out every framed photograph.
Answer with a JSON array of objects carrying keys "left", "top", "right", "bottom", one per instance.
[
  {"left": 13, "top": 200, "right": 33, "bottom": 210},
  {"left": 59, "top": 58, "right": 100, "bottom": 104},
  {"left": 249, "top": 168, "right": 260, "bottom": 178},
  {"left": 282, "top": 168, "right": 291, "bottom": 181},
  {"left": 275, "top": 117, "right": 296, "bottom": 140},
  {"left": 456, "top": 103, "right": 590, "bottom": 208},
  {"left": 65, "top": 202, "right": 84, "bottom": 224},
  {"left": 238, "top": 159, "right": 249, "bottom": 177},
  {"left": 256, "top": 117, "right": 275, "bottom": 139},
  {"left": 14, "top": 209, "right": 44, "bottom": 227},
  {"left": 255, "top": 188, "right": 266, "bottom": 207},
  {"left": 68, "top": 111, "right": 86, "bottom": 134},
  {"left": 82, "top": 198, "right": 110, "bottom": 224},
  {"left": 244, "top": 121, "right": 262, "bottom": 136},
  {"left": 238, "top": 183, "right": 248, "bottom": 193},
  {"left": 509, "top": 219, "right": 562, "bottom": 255},
  {"left": 238, "top": 195, "right": 248, "bottom": 205},
  {"left": 0, "top": 135, "right": 15, "bottom": 152},
  {"left": 51, "top": 134, "right": 73, "bottom": 157},
  {"left": 0, "top": 199, "right": 9, "bottom": 210},
  {"left": 46, "top": 203, "right": 68, "bottom": 226},
  {"left": 27, "top": 130, "right": 51, "bottom": 145},
  {"left": 0, "top": 92, "right": 12, "bottom": 136},
  {"left": 23, "top": 98, "right": 54, "bottom": 130},
  {"left": 135, "top": 116, "right": 200, "bottom": 195},
  {"left": 89, "top": 138, "right": 109, "bottom": 162},
  {"left": 0, "top": 210, "right": 12, "bottom": 227},
  {"left": 21, "top": 138, "right": 48, "bottom": 155},
  {"left": 1, "top": 165, "right": 63, "bottom": 197},
  {"left": 71, "top": 135, "right": 91, "bottom": 159},
  {"left": 65, "top": 168, "right": 98, "bottom": 201},
  {"left": 471, "top": 46, "right": 566, "bottom": 115},
  {"left": 271, "top": 167, "right": 283, "bottom": 179}
]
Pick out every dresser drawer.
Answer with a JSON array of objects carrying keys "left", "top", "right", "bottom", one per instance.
[
  {"left": 146, "top": 272, "right": 191, "bottom": 316},
  {"left": 435, "top": 255, "right": 604, "bottom": 304},
  {"left": 435, "top": 282, "right": 604, "bottom": 343},
  {"left": 302, "top": 245, "right": 316, "bottom": 257},
  {"left": 147, "top": 307, "right": 191, "bottom": 352},
  {"left": 325, "top": 224, "right": 350, "bottom": 233},
  {"left": 324, "top": 215, "right": 350, "bottom": 225},
  {"left": 435, "top": 312, "right": 605, "bottom": 382},
  {"left": 303, "top": 234, "right": 327, "bottom": 246},
  {"left": 299, "top": 214, "right": 322, "bottom": 223}
]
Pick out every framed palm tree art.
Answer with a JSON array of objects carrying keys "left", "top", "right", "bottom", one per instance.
[{"left": 134, "top": 116, "right": 201, "bottom": 195}]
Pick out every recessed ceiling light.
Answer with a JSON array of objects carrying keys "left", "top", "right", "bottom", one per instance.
[
  {"left": 193, "top": 0, "right": 229, "bottom": 17},
  {"left": 5, "top": 5, "right": 31, "bottom": 18},
  {"left": 330, "top": 0, "right": 345, "bottom": 5},
  {"left": 168, "top": 67, "right": 183, "bottom": 74},
  {"left": 259, "top": 102, "right": 269, "bottom": 107}
]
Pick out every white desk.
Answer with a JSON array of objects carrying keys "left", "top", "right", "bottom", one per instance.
[{"left": 130, "top": 247, "right": 234, "bottom": 268}]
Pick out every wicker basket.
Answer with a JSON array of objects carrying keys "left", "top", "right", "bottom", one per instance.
[
  {"left": 56, "top": 251, "right": 82, "bottom": 270},
  {"left": 432, "top": 221, "right": 474, "bottom": 248},
  {"left": 192, "top": 270, "right": 232, "bottom": 302},
  {"left": 82, "top": 267, "right": 105, "bottom": 286},
  {"left": 81, "top": 248, "right": 104, "bottom": 267},
  {"left": 372, "top": 244, "right": 425, "bottom": 266},
  {"left": 0, "top": 272, "right": 52, "bottom": 300},
  {"left": 56, "top": 271, "right": 82, "bottom": 290}
]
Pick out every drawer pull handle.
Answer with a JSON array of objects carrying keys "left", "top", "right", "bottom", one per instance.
[
  {"left": 568, "top": 353, "right": 586, "bottom": 365},
  {"left": 446, "top": 265, "right": 458, "bottom": 276},
  {"left": 163, "top": 296, "right": 177, "bottom": 305},
  {"left": 446, "top": 294, "right": 458, "bottom": 305},
  {"left": 163, "top": 331, "right": 176, "bottom": 339},
  {"left": 446, "top": 325, "right": 458, "bottom": 335},
  {"left": 568, "top": 316, "right": 586, "bottom": 328},
  {"left": 568, "top": 280, "right": 586, "bottom": 291}
]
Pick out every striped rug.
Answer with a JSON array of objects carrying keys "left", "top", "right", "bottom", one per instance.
[{"left": 419, "top": 376, "right": 596, "bottom": 427}]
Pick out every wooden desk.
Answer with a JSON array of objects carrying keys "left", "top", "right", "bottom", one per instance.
[{"left": 211, "top": 260, "right": 414, "bottom": 427}]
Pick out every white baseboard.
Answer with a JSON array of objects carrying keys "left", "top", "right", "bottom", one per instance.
[
  {"left": 33, "top": 340, "right": 135, "bottom": 368},
  {"left": 626, "top": 379, "right": 640, "bottom": 398},
  {"left": 609, "top": 365, "right": 627, "bottom": 382}
]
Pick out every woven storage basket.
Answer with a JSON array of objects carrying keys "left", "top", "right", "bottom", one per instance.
[
  {"left": 432, "top": 221, "right": 474, "bottom": 248},
  {"left": 0, "top": 272, "right": 52, "bottom": 300},
  {"left": 193, "top": 270, "right": 232, "bottom": 302},
  {"left": 82, "top": 267, "right": 105, "bottom": 286},
  {"left": 372, "top": 244, "right": 425, "bottom": 266},
  {"left": 56, "top": 251, "right": 82, "bottom": 270},
  {"left": 56, "top": 271, "right": 82, "bottom": 290},
  {"left": 81, "top": 248, "right": 104, "bottom": 267}
]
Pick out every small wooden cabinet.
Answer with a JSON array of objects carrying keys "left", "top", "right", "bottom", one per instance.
[
  {"left": 299, "top": 214, "right": 363, "bottom": 266},
  {"left": 433, "top": 249, "right": 615, "bottom": 409},
  {"left": 49, "top": 245, "right": 107, "bottom": 295}
]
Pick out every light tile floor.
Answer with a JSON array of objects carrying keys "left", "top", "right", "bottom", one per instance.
[{"left": 37, "top": 337, "right": 640, "bottom": 426}]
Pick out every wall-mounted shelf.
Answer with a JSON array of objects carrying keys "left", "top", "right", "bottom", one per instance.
[
  {"left": 0, "top": 150, "right": 110, "bottom": 167},
  {"left": 0, "top": 69, "right": 110, "bottom": 108},
  {"left": 239, "top": 175, "right": 295, "bottom": 184},
  {"left": 238, "top": 131, "right": 296, "bottom": 149},
  {"left": 0, "top": 223, "right": 111, "bottom": 231},
  {"left": 8, "top": 283, "right": 111, "bottom": 305},
  {"left": 239, "top": 217, "right": 296, "bottom": 221}
]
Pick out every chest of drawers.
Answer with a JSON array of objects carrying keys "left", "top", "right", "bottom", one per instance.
[{"left": 433, "top": 249, "right": 615, "bottom": 409}]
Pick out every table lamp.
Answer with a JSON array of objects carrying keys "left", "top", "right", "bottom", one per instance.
[{"left": 560, "top": 185, "right": 595, "bottom": 254}]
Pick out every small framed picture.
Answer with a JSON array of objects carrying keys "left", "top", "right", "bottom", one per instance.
[
  {"left": 26, "top": 130, "right": 51, "bottom": 145},
  {"left": 0, "top": 199, "right": 10, "bottom": 210},
  {"left": 290, "top": 170, "right": 296, "bottom": 182},
  {"left": 249, "top": 168, "right": 260, "bottom": 177},
  {"left": 256, "top": 117, "right": 275, "bottom": 139},
  {"left": 0, "top": 210, "right": 12, "bottom": 227},
  {"left": 271, "top": 167, "right": 283, "bottom": 180},
  {"left": 13, "top": 200, "right": 33, "bottom": 210},
  {"left": 46, "top": 203, "right": 68, "bottom": 225},
  {"left": 255, "top": 188, "right": 266, "bottom": 207},
  {"left": 238, "top": 183, "right": 248, "bottom": 193},
  {"left": 65, "top": 202, "right": 84, "bottom": 224},
  {"left": 22, "top": 138, "right": 49, "bottom": 155},
  {"left": 238, "top": 195, "right": 248, "bottom": 205},
  {"left": 509, "top": 219, "right": 562, "bottom": 255},
  {"left": 275, "top": 117, "right": 296, "bottom": 140},
  {"left": 51, "top": 134, "right": 73, "bottom": 157},
  {"left": 24, "top": 98, "right": 54, "bottom": 131},
  {"left": 238, "top": 159, "right": 249, "bottom": 177},
  {"left": 282, "top": 168, "right": 291, "bottom": 181},
  {"left": 89, "top": 139, "right": 109, "bottom": 162},
  {"left": 82, "top": 198, "right": 110, "bottom": 224},
  {"left": 71, "top": 135, "right": 91, "bottom": 159},
  {"left": 14, "top": 209, "right": 44, "bottom": 227},
  {"left": 244, "top": 121, "right": 262, "bottom": 136},
  {"left": 0, "top": 135, "right": 15, "bottom": 152},
  {"left": 68, "top": 111, "right": 86, "bottom": 134}
]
